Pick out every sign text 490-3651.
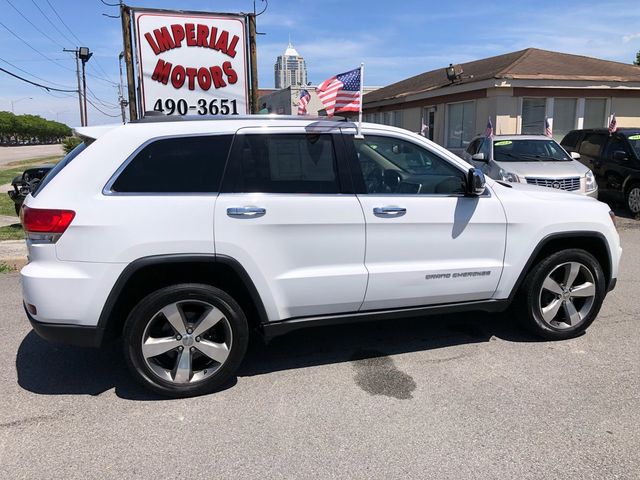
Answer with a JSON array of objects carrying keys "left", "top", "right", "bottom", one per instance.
[{"left": 153, "top": 98, "right": 240, "bottom": 115}]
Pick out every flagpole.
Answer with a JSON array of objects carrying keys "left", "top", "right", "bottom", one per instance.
[{"left": 355, "top": 62, "right": 364, "bottom": 139}]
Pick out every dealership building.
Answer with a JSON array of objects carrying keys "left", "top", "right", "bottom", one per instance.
[{"left": 362, "top": 48, "right": 640, "bottom": 153}]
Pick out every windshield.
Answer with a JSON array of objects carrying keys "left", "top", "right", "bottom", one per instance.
[
  {"left": 32, "top": 141, "right": 88, "bottom": 197},
  {"left": 493, "top": 139, "right": 571, "bottom": 162},
  {"left": 626, "top": 133, "right": 640, "bottom": 158}
]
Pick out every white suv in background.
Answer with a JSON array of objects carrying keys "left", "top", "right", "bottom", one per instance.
[
  {"left": 20, "top": 116, "right": 621, "bottom": 397},
  {"left": 464, "top": 134, "right": 598, "bottom": 197}
]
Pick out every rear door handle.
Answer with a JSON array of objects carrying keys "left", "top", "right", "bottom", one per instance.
[
  {"left": 227, "top": 206, "right": 266, "bottom": 218},
  {"left": 373, "top": 206, "right": 406, "bottom": 217}
]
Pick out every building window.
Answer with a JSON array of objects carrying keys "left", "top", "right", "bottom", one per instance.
[
  {"left": 584, "top": 98, "right": 606, "bottom": 129},
  {"left": 522, "top": 98, "right": 546, "bottom": 134},
  {"left": 553, "top": 98, "right": 576, "bottom": 141},
  {"left": 446, "top": 101, "right": 475, "bottom": 149},
  {"left": 394, "top": 110, "right": 403, "bottom": 128}
]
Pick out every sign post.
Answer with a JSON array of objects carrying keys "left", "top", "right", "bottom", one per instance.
[{"left": 131, "top": 8, "right": 249, "bottom": 117}]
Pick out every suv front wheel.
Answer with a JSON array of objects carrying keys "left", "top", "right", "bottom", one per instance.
[
  {"left": 516, "top": 249, "right": 606, "bottom": 340},
  {"left": 123, "top": 284, "right": 249, "bottom": 397}
]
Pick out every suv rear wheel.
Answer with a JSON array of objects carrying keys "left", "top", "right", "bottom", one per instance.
[
  {"left": 123, "top": 284, "right": 249, "bottom": 397},
  {"left": 516, "top": 249, "right": 605, "bottom": 340}
]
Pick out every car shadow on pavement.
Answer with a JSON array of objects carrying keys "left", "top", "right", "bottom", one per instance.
[{"left": 15, "top": 310, "right": 542, "bottom": 400}]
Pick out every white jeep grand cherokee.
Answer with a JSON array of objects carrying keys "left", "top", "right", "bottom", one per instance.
[{"left": 20, "top": 116, "right": 621, "bottom": 397}]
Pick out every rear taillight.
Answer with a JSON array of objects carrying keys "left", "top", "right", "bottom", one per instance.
[{"left": 21, "top": 206, "right": 75, "bottom": 243}]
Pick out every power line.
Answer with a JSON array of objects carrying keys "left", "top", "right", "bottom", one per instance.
[
  {"left": 30, "top": 0, "right": 76, "bottom": 45},
  {"left": 0, "top": 20, "right": 75, "bottom": 73},
  {"left": 0, "top": 56, "right": 77, "bottom": 89},
  {"left": 44, "top": 0, "right": 115, "bottom": 82},
  {"left": 44, "top": 0, "right": 82, "bottom": 44},
  {"left": 86, "top": 97, "right": 121, "bottom": 118},
  {"left": 4, "top": 0, "right": 65, "bottom": 49},
  {"left": 86, "top": 85, "right": 120, "bottom": 109},
  {"left": 0, "top": 66, "right": 78, "bottom": 92}
]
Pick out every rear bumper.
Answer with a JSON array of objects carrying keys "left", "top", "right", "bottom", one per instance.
[{"left": 25, "top": 303, "right": 104, "bottom": 347}]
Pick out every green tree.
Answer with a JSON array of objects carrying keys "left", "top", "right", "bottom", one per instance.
[
  {"left": 635, "top": 50, "right": 640, "bottom": 66},
  {"left": 0, "top": 111, "right": 70, "bottom": 145}
]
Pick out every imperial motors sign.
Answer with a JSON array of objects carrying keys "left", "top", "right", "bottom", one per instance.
[{"left": 133, "top": 10, "right": 248, "bottom": 116}]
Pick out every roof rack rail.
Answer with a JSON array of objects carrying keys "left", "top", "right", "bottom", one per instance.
[{"left": 131, "top": 113, "right": 351, "bottom": 123}]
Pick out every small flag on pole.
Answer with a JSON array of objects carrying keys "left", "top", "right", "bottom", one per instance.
[
  {"left": 608, "top": 113, "right": 617, "bottom": 135},
  {"left": 485, "top": 117, "right": 493, "bottom": 138},
  {"left": 297, "top": 88, "right": 311, "bottom": 115},
  {"left": 420, "top": 117, "right": 428, "bottom": 137},
  {"left": 316, "top": 67, "right": 361, "bottom": 117},
  {"left": 545, "top": 117, "right": 552, "bottom": 137}
]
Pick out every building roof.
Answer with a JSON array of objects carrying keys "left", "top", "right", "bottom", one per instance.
[
  {"left": 283, "top": 41, "right": 300, "bottom": 57},
  {"left": 364, "top": 48, "right": 640, "bottom": 105}
]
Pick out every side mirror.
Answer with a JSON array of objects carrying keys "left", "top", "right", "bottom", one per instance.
[
  {"left": 471, "top": 152, "right": 487, "bottom": 162},
  {"left": 613, "top": 150, "right": 628, "bottom": 161},
  {"left": 570, "top": 151, "right": 581, "bottom": 160},
  {"left": 467, "top": 168, "right": 486, "bottom": 196}
]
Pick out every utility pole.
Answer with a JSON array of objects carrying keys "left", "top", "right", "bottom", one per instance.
[
  {"left": 120, "top": 4, "right": 137, "bottom": 121},
  {"left": 118, "top": 52, "right": 128, "bottom": 123},
  {"left": 248, "top": 13, "right": 258, "bottom": 114},
  {"left": 64, "top": 48, "right": 85, "bottom": 126},
  {"left": 78, "top": 47, "right": 93, "bottom": 126}
]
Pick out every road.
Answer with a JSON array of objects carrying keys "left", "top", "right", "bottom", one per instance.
[
  {"left": 0, "top": 144, "right": 63, "bottom": 166},
  {"left": 1, "top": 224, "right": 639, "bottom": 479}
]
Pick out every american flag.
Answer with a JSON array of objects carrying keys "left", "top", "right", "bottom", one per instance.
[
  {"left": 297, "top": 88, "right": 311, "bottom": 115},
  {"left": 316, "top": 67, "right": 361, "bottom": 116},
  {"left": 545, "top": 118, "right": 552, "bottom": 137},
  {"left": 608, "top": 113, "right": 617, "bottom": 134},
  {"left": 420, "top": 116, "right": 428, "bottom": 136},
  {"left": 485, "top": 117, "right": 493, "bottom": 138}
]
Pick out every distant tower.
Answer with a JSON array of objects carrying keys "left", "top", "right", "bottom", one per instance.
[{"left": 274, "top": 40, "right": 308, "bottom": 89}]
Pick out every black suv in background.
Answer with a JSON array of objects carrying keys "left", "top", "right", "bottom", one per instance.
[{"left": 561, "top": 128, "right": 640, "bottom": 214}]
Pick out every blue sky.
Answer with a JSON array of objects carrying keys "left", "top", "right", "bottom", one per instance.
[{"left": 1, "top": 0, "right": 639, "bottom": 126}]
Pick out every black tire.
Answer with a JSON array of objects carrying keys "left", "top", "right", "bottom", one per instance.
[
  {"left": 14, "top": 203, "right": 21, "bottom": 216},
  {"left": 625, "top": 183, "right": 640, "bottom": 215},
  {"left": 123, "top": 283, "right": 249, "bottom": 398},
  {"left": 515, "top": 249, "right": 606, "bottom": 340}
]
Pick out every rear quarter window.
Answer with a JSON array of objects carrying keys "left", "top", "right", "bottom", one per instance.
[
  {"left": 32, "top": 141, "right": 89, "bottom": 197},
  {"left": 110, "top": 135, "right": 233, "bottom": 193}
]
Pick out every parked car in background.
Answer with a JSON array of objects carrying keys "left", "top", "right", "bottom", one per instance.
[
  {"left": 464, "top": 135, "right": 597, "bottom": 197},
  {"left": 560, "top": 128, "right": 640, "bottom": 214},
  {"left": 7, "top": 164, "right": 55, "bottom": 215}
]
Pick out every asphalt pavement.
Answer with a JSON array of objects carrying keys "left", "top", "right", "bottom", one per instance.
[{"left": 0, "top": 224, "right": 639, "bottom": 479}]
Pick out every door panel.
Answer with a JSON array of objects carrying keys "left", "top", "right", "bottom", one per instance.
[
  {"left": 345, "top": 131, "right": 507, "bottom": 310},
  {"left": 215, "top": 128, "right": 367, "bottom": 321},
  {"left": 358, "top": 194, "right": 506, "bottom": 309},
  {"left": 215, "top": 194, "right": 367, "bottom": 320}
]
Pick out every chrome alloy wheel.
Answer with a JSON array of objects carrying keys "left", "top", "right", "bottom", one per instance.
[
  {"left": 538, "top": 262, "right": 596, "bottom": 329},
  {"left": 628, "top": 187, "right": 640, "bottom": 214},
  {"left": 141, "top": 300, "right": 232, "bottom": 384}
]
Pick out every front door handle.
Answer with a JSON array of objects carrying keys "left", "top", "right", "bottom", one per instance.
[
  {"left": 373, "top": 206, "right": 406, "bottom": 217},
  {"left": 227, "top": 206, "right": 266, "bottom": 218}
]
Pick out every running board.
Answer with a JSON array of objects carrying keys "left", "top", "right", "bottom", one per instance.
[{"left": 261, "top": 299, "right": 509, "bottom": 339}]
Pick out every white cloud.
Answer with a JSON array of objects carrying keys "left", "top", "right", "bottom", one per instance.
[{"left": 623, "top": 32, "right": 640, "bottom": 43}]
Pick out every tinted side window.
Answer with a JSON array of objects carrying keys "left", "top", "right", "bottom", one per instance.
[
  {"left": 228, "top": 134, "right": 340, "bottom": 194},
  {"left": 111, "top": 135, "right": 232, "bottom": 193},
  {"left": 466, "top": 138, "right": 481, "bottom": 155},
  {"left": 603, "top": 135, "right": 629, "bottom": 159},
  {"left": 578, "top": 133, "right": 607, "bottom": 158},
  {"left": 353, "top": 135, "right": 466, "bottom": 195},
  {"left": 561, "top": 131, "right": 581, "bottom": 150}
]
